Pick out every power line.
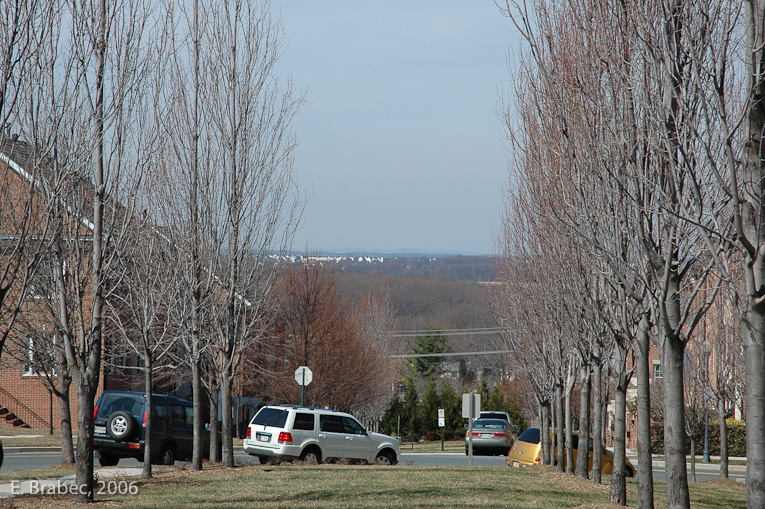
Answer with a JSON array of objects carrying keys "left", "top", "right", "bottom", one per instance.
[
  {"left": 388, "top": 350, "right": 511, "bottom": 359},
  {"left": 387, "top": 327, "right": 503, "bottom": 338}
]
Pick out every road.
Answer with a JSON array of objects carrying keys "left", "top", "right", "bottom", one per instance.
[{"left": 1, "top": 449, "right": 746, "bottom": 484}]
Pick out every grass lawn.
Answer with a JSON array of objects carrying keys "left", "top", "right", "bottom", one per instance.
[
  {"left": 2, "top": 462, "right": 747, "bottom": 508},
  {"left": 0, "top": 429, "right": 74, "bottom": 448}
]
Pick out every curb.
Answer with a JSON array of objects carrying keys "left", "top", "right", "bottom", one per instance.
[{"left": 3, "top": 447, "right": 63, "bottom": 454}]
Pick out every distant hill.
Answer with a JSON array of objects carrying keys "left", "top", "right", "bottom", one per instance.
[{"left": 338, "top": 272, "right": 495, "bottom": 333}]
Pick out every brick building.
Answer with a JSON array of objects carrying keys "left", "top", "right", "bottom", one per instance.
[{"left": 0, "top": 135, "right": 136, "bottom": 430}]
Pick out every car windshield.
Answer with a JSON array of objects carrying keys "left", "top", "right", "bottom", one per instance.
[
  {"left": 251, "top": 407, "right": 289, "bottom": 428},
  {"left": 472, "top": 419, "right": 506, "bottom": 429},
  {"left": 517, "top": 427, "right": 541, "bottom": 444}
]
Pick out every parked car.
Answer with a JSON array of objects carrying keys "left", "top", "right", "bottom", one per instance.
[
  {"left": 479, "top": 411, "right": 515, "bottom": 429},
  {"left": 506, "top": 427, "right": 635, "bottom": 477},
  {"left": 94, "top": 390, "right": 212, "bottom": 467},
  {"left": 465, "top": 418, "right": 514, "bottom": 456},
  {"left": 0, "top": 438, "right": 3, "bottom": 470},
  {"left": 243, "top": 405, "right": 400, "bottom": 465}
]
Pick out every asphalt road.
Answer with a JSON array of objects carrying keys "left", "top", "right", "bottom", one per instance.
[{"left": 1, "top": 449, "right": 746, "bottom": 484}]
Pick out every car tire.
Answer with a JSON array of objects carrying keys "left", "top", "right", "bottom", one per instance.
[
  {"left": 160, "top": 445, "right": 176, "bottom": 466},
  {"left": 374, "top": 450, "right": 396, "bottom": 466},
  {"left": 98, "top": 451, "right": 119, "bottom": 467},
  {"left": 299, "top": 447, "right": 321, "bottom": 464},
  {"left": 626, "top": 465, "right": 635, "bottom": 478},
  {"left": 257, "top": 455, "right": 273, "bottom": 465},
  {"left": 107, "top": 411, "right": 137, "bottom": 442},
  {"left": 0, "top": 439, "right": 4, "bottom": 470}
]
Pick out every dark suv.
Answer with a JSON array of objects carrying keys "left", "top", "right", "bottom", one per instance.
[{"left": 94, "top": 390, "right": 208, "bottom": 466}]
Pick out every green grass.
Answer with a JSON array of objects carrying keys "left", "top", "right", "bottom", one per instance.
[
  {"left": 0, "top": 429, "right": 75, "bottom": 448},
  {"left": 2, "top": 463, "right": 748, "bottom": 508}
]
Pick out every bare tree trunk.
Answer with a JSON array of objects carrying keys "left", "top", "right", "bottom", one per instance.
[
  {"left": 718, "top": 399, "right": 728, "bottom": 479},
  {"left": 56, "top": 346, "right": 74, "bottom": 464},
  {"left": 221, "top": 366, "right": 234, "bottom": 467},
  {"left": 209, "top": 388, "right": 220, "bottom": 463},
  {"left": 565, "top": 363, "right": 575, "bottom": 475},
  {"left": 689, "top": 436, "right": 696, "bottom": 483},
  {"left": 555, "top": 381, "right": 564, "bottom": 471},
  {"left": 575, "top": 364, "right": 590, "bottom": 479},
  {"left": 610, "top": 376, "right": 628, "bottom": 506},
  {"left": 636, "top": 316, "right": 654, "bottom": 507},
  {"left": 743, "top": 333, "right": 765, "bottom": 507},
  {"left": 541, "top": 401, "right": 551, "bottom": 465},
  {"left": 591, "top": 360, "right": 602, "bottom": 485},
  {"left": 142, "top": 360, "right": 153, "bottom": 478},
  {"left": 662, "top": 336, "right": 690, "bottom": 508}
]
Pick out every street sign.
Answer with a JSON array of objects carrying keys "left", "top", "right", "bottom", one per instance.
[
  {"left": 295, "top": 366, "right": 313, "bottom": 386},
  {"left": 462, "top": 393, "right": 481, "bottom": 419},
  {"left": 438, "top": 408, "right": 445, "bottom": 428}
]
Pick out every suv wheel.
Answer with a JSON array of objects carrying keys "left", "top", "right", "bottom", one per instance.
[
  {"left": 374, "top": 450, "right": 395, "bottom": 465},
  {"left": 299, "top": 447, "right": 321, "bottom": 464},
  {"left": 98, "top": 451, "right": 119, "bottom": 467},
  {"left": 107, "top": 411, "right": 137, "bottom": 442},
  {"left": 160, "top": 445, "right": 176, "bottom": 465}
]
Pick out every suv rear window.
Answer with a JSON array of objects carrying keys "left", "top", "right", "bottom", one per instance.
[
  {"left": 518, "top": 428, "right": 541, "bottom": 444},
  {"left": 252, "top": 407, "right": 289, "bottom": 428},
  {"left": 97, "top": 394, "right": 143, "bottom": 420}
]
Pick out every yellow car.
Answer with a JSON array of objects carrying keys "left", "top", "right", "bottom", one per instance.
[{"left": 506, "top": 427, "right": 635, "bottom": 477}]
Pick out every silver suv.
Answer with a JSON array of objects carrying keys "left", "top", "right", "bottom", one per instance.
[{"left": 243, "top": 405, "right": 400, "bottom": 465}]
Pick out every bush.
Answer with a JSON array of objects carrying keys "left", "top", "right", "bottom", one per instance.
[{"left": 651, "top": 419, "right": 746, "bottom": 457}]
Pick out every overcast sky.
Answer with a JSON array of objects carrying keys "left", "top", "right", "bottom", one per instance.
[{"left": 272, "top": 1, "right": 517, "bottom": 255}]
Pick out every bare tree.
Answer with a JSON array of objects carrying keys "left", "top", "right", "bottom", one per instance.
[
  {"left": 0, "top": 0, "right": 54, "bottom": 373},
  {"left": 29, "top": 0, "right": 155, "bottom": 500}
]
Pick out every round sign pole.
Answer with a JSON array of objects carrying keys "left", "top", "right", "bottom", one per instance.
[{"left": 301, "top": 370, "right": 305, "bottom": 406}]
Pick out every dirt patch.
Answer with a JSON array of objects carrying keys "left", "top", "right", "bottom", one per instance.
[{"left": 706, "top": 477, "right": 746, "bottom": 492}]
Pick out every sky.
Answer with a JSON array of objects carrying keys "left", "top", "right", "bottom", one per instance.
[{"left": 271, "top": 1, "right": 518, "bottom": 255}]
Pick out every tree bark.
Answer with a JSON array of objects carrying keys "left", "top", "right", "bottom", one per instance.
[
  {"left": 555, "top": 382, "right": 564, "bottom": 471},
  {"left": 575, "top": 364, "right": 590, "bottom": 479},
  {"left": 565, "top": 363, "right": 575, "bottom": 475},
  {"left": 662, "top": 336, "right": 690, "bottom": 508},
  {"left": 221, "top": 367, "right": 234, "bottom": 467},
  {"left": 209, "top": 388, "right": 220, "bottom": 463},
  {"left": 591, "top": 361, "right": 602, "bottom": 485},
  {"left": 142, "top": 361, "right": 153, "bottom": 479},
  {"left": 609, "top": 367, "right": 629, "bottom": 506},
  {"left": 718, "top": 399, "right": 728, "bottom": 479},
  {"left": 636, "top": 316, "right": 654, "bottom": 507},
  {"left": 56, "top": 347, "right": 74, "bottom": 464},
  {"left": 541, "top": 401, "right": 551, "bottom": 465},
  {"left": 742, "top": 334, "right": 765, "bottom": 508},
  {"left": 191, "top": 353, "right": 204, "bottom": 470}
]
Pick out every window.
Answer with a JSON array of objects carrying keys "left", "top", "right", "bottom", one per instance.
[
  {"left": 252, "top": 407, "right": 288, "bottom": 428},
  {"left": 653, "top": 362, "right": 663, "bottom": 380},
  {"left": 341, "top": 416, "right": 366, "bottom": 435},
  {"left": 21, "top": 336, "right": 56, "bottom": 377},
  {"left": 21, "top": 337, "right": 35, "bottom": 376},
  {"left": 319, "top": 414, "right": 344, "bottom": 433},
  {"left": 153, "top": 404, "right": 169, "bottom": 432},
  {"left": 293, "top": 412, "right": 314, "bottom": 431}
]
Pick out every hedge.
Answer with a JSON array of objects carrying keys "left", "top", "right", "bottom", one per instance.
[{"left": 650, "top": 419, "right": 746, "bottom": 457}]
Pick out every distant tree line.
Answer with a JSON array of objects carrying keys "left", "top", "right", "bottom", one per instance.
[{"left": 379, "top": 378, "right": 524, "bottom": 441}]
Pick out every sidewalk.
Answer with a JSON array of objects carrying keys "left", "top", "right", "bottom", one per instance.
[{"left": 0, "top": 467, "right": 144, "bottom": 499}]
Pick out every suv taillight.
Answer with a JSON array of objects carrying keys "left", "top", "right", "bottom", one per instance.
[
  {"left": 246, "top": 427, "right": 251, "bottom": 439},
  {"left": 93, "top": 406, "right": 99, "bottom": 419},
  {"left": 278, "top": 432, "right": 293, "bottom": 444}
]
